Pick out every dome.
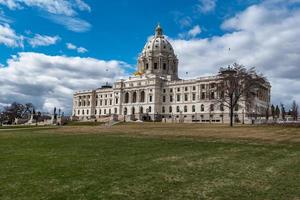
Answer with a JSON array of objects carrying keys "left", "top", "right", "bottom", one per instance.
[
  {"left": 137, "top": 24, "right": 179, "bottom": 81},
  {"left": 141, "top": 24, "right": 175, "bottom": 56}
]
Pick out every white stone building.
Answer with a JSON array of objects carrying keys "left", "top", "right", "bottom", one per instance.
[{"left": 72, "top": 25, "right": 271, "bottom": 123}]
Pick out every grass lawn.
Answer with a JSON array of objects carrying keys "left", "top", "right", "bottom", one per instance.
[{"left": 0, "top": 123, "right": 299, "bottom": 200}]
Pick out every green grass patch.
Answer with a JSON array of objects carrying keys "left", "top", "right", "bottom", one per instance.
[{"left": 0, "top": 127, "right": 299, "bottom": 199}]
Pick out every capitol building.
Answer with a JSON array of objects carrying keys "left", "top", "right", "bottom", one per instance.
[{"left": 72, "top": 25, "right": 271, "bottom": 123}]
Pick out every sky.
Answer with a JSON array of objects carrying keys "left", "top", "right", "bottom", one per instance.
[{"left": 0, "top": 0, "right": 300, "bottom": 114}]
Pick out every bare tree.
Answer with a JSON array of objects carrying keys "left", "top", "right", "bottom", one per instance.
[
  {"left": 217, "top": 63, "right": 267, "bottom": 127},
  {"left": 291, "top": 100, "right": 299, "bottom": 121}
]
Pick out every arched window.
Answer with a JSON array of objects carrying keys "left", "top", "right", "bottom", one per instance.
[
  {"left": 83, "top": 101, "right": 86, "bottom": 106},
  {"left": 220, "top": 103, "right": 224, "bottom": 111},
  {"left": 176, "top": 106, "right": 180, "bottom": 113},
  {"left": 132, "top": 107, "right": 135, "bottom": 115},
  {"left": 140, "top": 107, "right": 143, "bottom": 114},
  {"left": 162, "top": 106, "right": 165, "bottom": 113},
  {"left": 124, "top": 107, "right": 127, "bottom": 115},
  {"left": 192, "top": 105, "right": 196, "bottom": 112},
  {"left": 148, "top": 106, "right": 152, "bottom": 113},
  {"left": 114, "top": 108, "right": 117, "bottom": 114},
  {"left": 140, "top": 91, "right": 145, "bottom": 102},
  {"left": 169, "top": 106, "right": 172, "bottom": 113},
  {"left": 184, "top": 105, "right": 188, "bottom": 112},
  {"left": 132, "top": 92, "right": 137, "bottom": 103},
  {"left": 125, "top": 92, "right": 129, "bottom": 103},
  {"left": 201, "top": 104, "right": 204, "bottom": 112}
]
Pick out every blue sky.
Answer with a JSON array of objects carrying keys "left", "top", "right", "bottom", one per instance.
[
  {"left": 0, "top": 0, "right": 261, "bottom": 65},
  {"left": 1, "top": 0, "right": 300, "bottom": 113}
]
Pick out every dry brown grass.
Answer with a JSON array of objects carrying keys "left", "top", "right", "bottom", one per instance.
[{"left": 43, "top": 123, "right": 300, "bottom": 144}]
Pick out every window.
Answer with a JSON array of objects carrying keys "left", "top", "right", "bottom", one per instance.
[
  {"left": 235, "top": 104, "right": 239, "bottom": 111},
  {"left": 125, "top": 92, "right": 129, "bottom": 103},
  {"left": 100, "top": 100, "right": 103, "bottom": 106},
  {"left": 184, "top": 105, "right": 187, "bottom": 112},
  {"left": 115, "top": 98, "right": 119, "bottom": 104},
  {"left": 148, "top": 106, "right": 152, "bottom": 113},
  {"left": 176, "top": 106, "right": 180, "bottom": 113},
  {"left": 87, "top": 110, "right": 89, "bottom": 115},
  {"left": 163, "top": 63, "right": 167, "bottom": 70},
  {"left": 109, "top": 109, "right": 111, "bottom": 114},
  {"left": 163, "top": 89, "right": 166, "bottom": 93},
  {"left": 78, "top": 110, "right": 80, "bottom": 115},
  {"left": 96, "top": 101, "right": 98, "bottom": 106},
  {"left": 185, "top": 94, "right": 188, "bottom": 101},
  {"left": 177, "top": 88, "right": 180, "bottom": 92},
  {"left": 105, "top": 100, "right": 107, "bottom": 106},
  {"left": 162, "top": 106, "right": 165, "bottom": 113},
  {"left": 210, "top": 92, "right": 215, "bottom": 99},
  {"left": 201, "top": 92, "right": 205, "bottom": 99},
  {"left": 210, "top": 104, "right": 214, "bottom": 112},
  {"left": 169, "top": 106, "right": 172, "bottom": 113},
  {"left": 82, "top": 110, "right": 84, "bottom": 115},
  {"left": 185, "top": 87, "right": 188, "bottom": 91},
  {"left": 146, "top": 63, "right": 149, "bottom": 70},
  {"left": 140, "top": 91, "right": 145, "bottom": 102},
  {"left": 177, "top": 94, "right": 180, "bottom": 101},
  {"left": 170, "top": 88, "right": 173, "bottom": 93},
  {"left": 163, "top": 96, "right": 166, "bottom": 102},
  {"left": 192, "top": 105, "right": 196, "bottom": 112},
  {"left": 104, "top": 109, "right": 106, "bottom": 114},
  {"left": 193, "top": 86, "right": 196, "bottom": 91},
  {"left": 192, "top": 93, "right": 196, "bottom": 101},
  {"left": 170, "top": 95, "right": 173, "bottom": 102},
  {"left": 132, "top": 92, "right": 137, "bottom": 103},
  {"left": 149, "top": 96, "right": 153, "bottom": 102},
  {"left": 99, "top": 109, "right": 102, "bottom": 115},
  {"left": 114, "top": 108, "right": 117, "bottom": 114},
  {"left": 201, "top": 104, "right": 204, "bottom": 112},
  {"left": 95, "top": 110, "right": 97, "bottom": 115},
  {"left": 220, "top": 104, "right": 224, "bottom": 111},
  {"left": 110, "top": 99, "right": 112, "bottom": 105},
  {"left": 201, "top": 84, "right": 205, "bottom": 89},
  {"left": 124, "top": 107, "right": 127, "bottom": 115},
  {"left": 154, "top": 63, "right": 158, "bottom": 69}
]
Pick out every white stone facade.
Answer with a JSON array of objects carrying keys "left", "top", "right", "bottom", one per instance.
[{"left": 72, "top": 25, "right": 271, "bottom": 123}]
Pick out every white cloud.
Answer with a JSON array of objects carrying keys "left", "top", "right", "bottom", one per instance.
[
  {"left": 197, "top": 0, "right": 217, "bottom": 13},
  {"left": 66, "top": 42, "right": 88, "bottom": 53},
  {"left": 179, "top": 25, "right": 202, "bottom": 39},
  {"left": 77, "top": 46, "right": 87, "bottom": 53},
  {"left": 0, "top": 23, "right": 23, "bottom": 47},
  {"left": 0, "top": 52, "right": 129, "bottom": 113},
  {"left": 0, "top": 0, "right": 91, "bottom": 32},
  {"left": 28, "top": 34, "right": 60, "bottom": 47},
  {"left": 47, "top": 14, "right": 91, "bottom": 32},
  {"left": 0, "top": 0, "right": 91, "bottom": 16},
  {"left": 170, "top": 1, "right": 300, "bottom": 105}
]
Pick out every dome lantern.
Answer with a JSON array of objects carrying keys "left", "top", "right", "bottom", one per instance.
[{"left": 155, "top": 23, "right": 163, "bottom": 36}]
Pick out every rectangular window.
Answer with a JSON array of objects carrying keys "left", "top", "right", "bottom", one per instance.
[
  {"left": 154, "top": 63, "right": 158, "bottom": 69},
  {"left": 163, "top": 63, "right": 167, "bottom": 70},
  {"left": 163, "top": 96, "right": 166, "bottom": 102},
  {"left": 201, "top": 92, "right": 205, "bottom": 99},
  {"left": 185, "top": 94, "right": 188, "bottom": 101},
  {"left": 192, "top": 93, "right": 196, "bottom": 101},
  {"left": 201, "top": 84, "right": 205, "bottom": 89},
  {"left": 185, "top": 87, "right": 188, "bottom": 91},
  {"left": 170, "top": 95, "right": 173, "bottom": 102},
  {"left": 149, "top": 96, "right": 153, "bottom": 102},
  {"left": 177, "top": 88, "right": 180, "bottom": 92},
  {"left": 193, "top": 86, "right": 196, "bottom": 91},
  {"left": 177, "top": 94, "right": 180, "bottom": 101}
]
